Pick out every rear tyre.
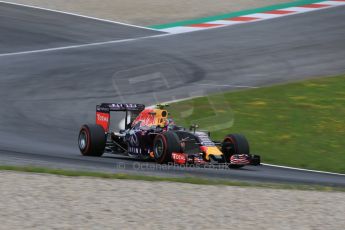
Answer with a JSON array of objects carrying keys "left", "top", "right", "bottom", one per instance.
[
  {"left": 221, "top": 134, "right": 250, "bottom": 168},
  {"left": 153, "top": 132, "right": 181, "bottom": 164},
  {"left": 78, "top": 124, "right": 106, "bottom": 156}
]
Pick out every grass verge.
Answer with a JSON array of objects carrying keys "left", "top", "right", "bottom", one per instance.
[
  {"left": 168, "top": 75, "right": 345, "bottom": 173},
  {"left": 0, "top": 165, "right": 344, "bottom": 192}
]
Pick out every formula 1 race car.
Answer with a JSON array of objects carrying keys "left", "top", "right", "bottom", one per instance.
[{"left": 78, "top": 103, "right": 260, "bottom": 168}]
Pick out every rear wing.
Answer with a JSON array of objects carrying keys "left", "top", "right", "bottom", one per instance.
[
  {"left": 96, "top": 103, "right": 145, "bottom": 132},
  {"left": 97, "top": 103, "right": 145, "bottom": 112}
]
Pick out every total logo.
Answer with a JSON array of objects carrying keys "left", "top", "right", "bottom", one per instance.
[
  {"left": 172, "top": 153, "right": 186, "bottom": 160},
  {"left": 172, "top": 153, "right": 187, "bottom": 164},
  {"left": 97, "top": 114, "right": 109, "bottom": 122}
]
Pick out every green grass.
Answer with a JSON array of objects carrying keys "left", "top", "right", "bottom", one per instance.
[
  {"left": 0, "top": 165, "right": 343, "bottom": 192},
  {"left": 168, "top": 75, "right": 345, "bottom": 173}
]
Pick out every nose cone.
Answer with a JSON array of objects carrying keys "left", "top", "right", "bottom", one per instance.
[{"left": 202, "top": 146, "right": 223, "bottom": 160}]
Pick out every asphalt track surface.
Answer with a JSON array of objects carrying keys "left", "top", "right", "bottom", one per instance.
[{"left": 0, "top": 2, "right": 345, "bottom": 186}]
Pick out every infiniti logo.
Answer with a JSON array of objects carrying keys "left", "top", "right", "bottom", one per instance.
[{"left": 128, "top": 134, "right": 139, "bottom": 147}]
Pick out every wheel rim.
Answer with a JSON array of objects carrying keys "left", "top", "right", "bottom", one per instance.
[
  {"left": 223, "top": 139, "right": 235, "bottom": 155},
  {"left": 154, "top": 139, "right": 164, "bottom": 158},
  {"left": 79, "top": 130, "right": 88, "bottom": 151}
]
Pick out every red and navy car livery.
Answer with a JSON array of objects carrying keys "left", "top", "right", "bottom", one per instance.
[{"left": 78, "top": 103, "right": 260, "bottom": 168}]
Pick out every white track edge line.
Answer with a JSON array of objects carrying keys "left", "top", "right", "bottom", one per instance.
[
  {"left": 0, "top": 34, "right": 169, "bottom": 57},
  {"left": 197, "top": 83, "right": 259, "bottom": 88},
  {"left": 0, "top": 0, "right": 161, "bottom": 32},
  {"left": 262, "top": 163, "right": 345, "bottom": 176}
]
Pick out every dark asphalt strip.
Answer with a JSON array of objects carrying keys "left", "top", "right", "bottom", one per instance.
[{"left": 1, "top": 149, "right": 345, "bottom": 187}]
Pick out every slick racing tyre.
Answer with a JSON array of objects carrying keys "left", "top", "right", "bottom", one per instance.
[
  {"left": 153, "top": 132, "right": 181, "bottom": 164},
  {"left": 221, "top": 134, "right": 250, "bottom": 168},
  {"left": 78, "top": 124, "right": 106, "bottom": 157}
]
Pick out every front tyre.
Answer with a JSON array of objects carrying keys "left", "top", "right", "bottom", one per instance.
[
  {"left": 153, "top": 132, "right": 181, "bottom": 164},
  {"left": 221, "top": 134, "right": 250, "bottom": 168},
  {"left": 78, "top": 124, "right": 106, "bottom": 156}
]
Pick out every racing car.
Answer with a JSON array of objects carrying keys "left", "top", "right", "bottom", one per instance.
[{"left": 78, "top": 103, "right": 260, "bottom": 168}]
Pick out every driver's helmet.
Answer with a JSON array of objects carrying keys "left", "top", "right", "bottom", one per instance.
[{"left": 164, "top": 118, "right": 175, "bottom": 130}]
